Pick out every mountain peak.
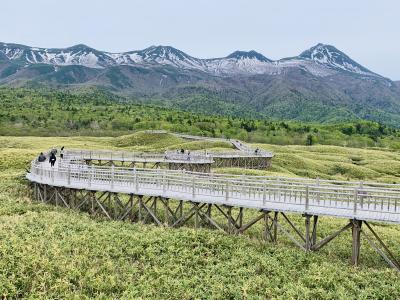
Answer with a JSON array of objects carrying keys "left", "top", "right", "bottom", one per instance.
[
  {"left": 140, "top": 45, "right": 190, "bottom": 59},
  {"left": 132, "top": 45, "right": 201, "bottom": 68},
  {"left": 227, "top": 50, "right": 272, "bottom": 62},
  {"left": 66, "top": 44, "right": 95, "bottom": 51},
  {"left": 299, "top": 43, "right": 376, "bottom": 76},
  {"left": 300, "top": 43, "right": 342, "bottom": 58}
]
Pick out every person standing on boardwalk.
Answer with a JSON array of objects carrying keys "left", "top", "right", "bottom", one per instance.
[
  {"left": 49, "top": 152, "right": 57, "bottom": 167},
  {"left": 37, "top": 152, "right": 46, "bottom": 162},
  {"left": 60, "top": 146, "right": 65, "bottom": 159}
]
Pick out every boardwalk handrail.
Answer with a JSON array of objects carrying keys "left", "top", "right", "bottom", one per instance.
[
  {"left": 63, "top": 149, "right": 214, "bottom": 164},
  {"left": 28, "top": 159, "right": 400, "bottom": 224},
  {"left": 171, "top": 132, "right": 274, "bottom": 157}
]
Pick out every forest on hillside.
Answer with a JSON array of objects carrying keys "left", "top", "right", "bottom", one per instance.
[{"left": 0, "top": 87, "right": 399, "bottom": 149}]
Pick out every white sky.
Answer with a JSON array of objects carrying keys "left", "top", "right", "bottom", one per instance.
[{"left": 1, "top": 0, "right": 399, "bottom": 79}]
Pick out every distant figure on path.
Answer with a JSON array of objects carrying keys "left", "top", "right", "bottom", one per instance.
[
  {"left": 60, "top": 146, "right": 65, "bottom": 159},
  {"left": 49, "top": 152, "right": 57, "bottom": 167},
  {"left": 187, "top": 151, "right": 191, "bottom": 161},
  {"left": 38, "top": 152, "right": 46, "bottom": 162},
  {"left": 181, "top": 148, "right": 185, "bottom": 154}
]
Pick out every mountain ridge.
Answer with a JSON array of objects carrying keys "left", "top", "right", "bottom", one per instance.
[
  {"left": 0, "top": 42, "right": 388, "bottom": 79},
  {"left": 0, "top": 41, "right": 399, "bottom": 127}
]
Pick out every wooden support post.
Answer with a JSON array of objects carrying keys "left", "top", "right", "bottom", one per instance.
[
  {"left": 206, "top": 204, "right": 212, "bottom": 227},
  {"left": 178, "top": 200, "right": 183, "bottom": 219},
  {"left": 90, "top": 191, "right": 95, "bottom": 215},
  {"left": 34, "top": 183, "right": 38, "bottom": 201},
  {"left": 351, "top": 219, "right": 362, "bottom": 266},
  {"left": 164, "top": 197, "right": 169, "bottom": 225},
  {"left": 138, "top": 196, "right": 143, "bottom": 222},
  {"left": 194, "top": 203, "right": 199, "bottom": 229},
  {"left": 273, "top": 211, "right": 278, "bottom": 242},
  {"left": 152, "top": 196, "right": 157, "bottom": 213},
  {"left": 312, "top": 215, "right": 318, "bottom": 246},
  {"left": 227, "top": 206, "right": 232, "bottom": 233},
  {"left": 263, "top": 211, "right": 272, "bottom": 241},
  {"left": 305, "top": 214, "right": 311, "bottom": 251},
  {"left": 43, "top": 185, "right": 47, "bottom": 203}
]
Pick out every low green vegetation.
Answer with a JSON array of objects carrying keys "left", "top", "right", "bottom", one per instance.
[
  {"left": 1, "top": 87, "right": 400, "bottom": 149},
  {"left": 1, "top": 135, "right": 400, "bottom": 298}
]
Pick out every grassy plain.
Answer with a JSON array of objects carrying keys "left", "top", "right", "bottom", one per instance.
[{"left": 1, "top": 132, "right": 400, "bottom": 299}]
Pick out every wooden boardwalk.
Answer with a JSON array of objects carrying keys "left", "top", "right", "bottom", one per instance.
[
  {"left": 64, "top": 135, "right": 273, "bottom": 171},
  {"left": 171, "top": 132, "right": 274, "bottom": 157},
  {"left": 64, "top": 150, "right": 214, "bottom": 164},
  {"left": 26, "top": 148, "right": 400, "bottom": 271}
]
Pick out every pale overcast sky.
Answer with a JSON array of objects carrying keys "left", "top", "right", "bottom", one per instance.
[{"left": 1, "top": 0, "right": 399, "bottom": 79}]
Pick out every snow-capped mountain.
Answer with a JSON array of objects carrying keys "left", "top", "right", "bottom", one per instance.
[
  {"left": 109, "top": 45, "right": 205, "bottom": 70},
  {"left": 298, "top": 43, "right": 377, "bottom": 76},
  {"left": 0, "top": 43, "right": 115, "bottom": 69},
  {"left": 0, "top": 42, "right": 383, "bottom": 79}
]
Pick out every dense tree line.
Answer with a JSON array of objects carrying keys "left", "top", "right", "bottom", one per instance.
[{"left": 0, "top": 87, "right": 399, "bottom": 149}]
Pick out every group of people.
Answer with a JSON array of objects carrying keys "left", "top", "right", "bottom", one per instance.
[
  {"left": 175, "top": 149, "right": 192, "bottom": 160},
  {"left": 37, "top": 146, "right": 65, "bottom": 167}
]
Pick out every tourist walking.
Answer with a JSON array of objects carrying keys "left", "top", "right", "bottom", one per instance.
[
  {"left": 49, "top": 152, "right": 57, "bottom": 167},
  {"left": 60, "top": 146, "right": 65, "bottom": 159}
]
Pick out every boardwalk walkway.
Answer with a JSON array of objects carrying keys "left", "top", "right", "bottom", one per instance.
[
  {"left": 28, "top": 160, "right": 400, "bottom": 224},
  {"left": 26, "top": 145, "right": 400, "bottom": 270}
]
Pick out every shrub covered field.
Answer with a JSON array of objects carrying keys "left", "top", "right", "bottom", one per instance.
[{"left": 1, "top": 134, "right": 400, "bottom": 298}]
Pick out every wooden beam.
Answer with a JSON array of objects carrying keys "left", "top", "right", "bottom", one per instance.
[
  {"left": 281, "top": 213, "right": 306, "bottom": 243},
  {"left": 364, "top": 221, "right": 400, "bottom": 270},
  {"left": 312, "top": 222, "right": 352, "bottom": 251},
  {"left": 141, "top": 199, "right": 163, "bottom": 226},
  {"left": 237, "top": 213, "right": 264, "bottom": 233}
]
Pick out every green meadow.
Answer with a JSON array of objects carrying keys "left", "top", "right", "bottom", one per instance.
[{"left": 1, "top": 132, "right": 400, "bottom": 298}]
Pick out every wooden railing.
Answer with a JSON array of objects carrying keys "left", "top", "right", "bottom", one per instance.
[
  {"left": 63, "top": 149, "right": 214, "bottom": 164},
  {"left": 171, "top": 133, "right": 274, "bottom": 157},
  {"left": 28, "top": 160, "right": 400, "bottom": 223}
]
